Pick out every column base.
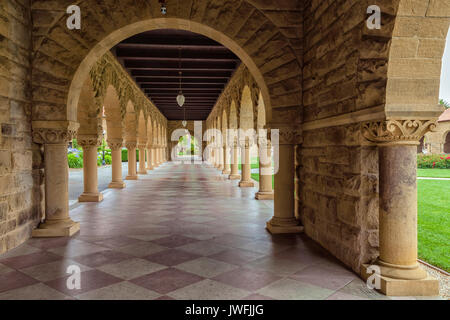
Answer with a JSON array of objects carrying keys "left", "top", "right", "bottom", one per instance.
[
  {"left": 239, "top": 181, "right": 255, "bottom": 188},
  {"left": 217, "top": 166, "right": 224, "bottom": 171},
  {"left": 266, "top": 218, "right": 304, "bottom": 234},
  {"left": 147, "top": 166, "right": 154, "bottom": 170},
  {"left": 361, "top": 264, "right": 439, "bottom": 296},
  {"left": 78, "top": 192, "right": 103, "bottom": 203},
  {"left": 32, "top": 219, "right": 80, "bottom": 238},
  {"left": 255, "top": 191, "right": 274, "bottom": 200},
  {"left": 229, "top": 174, "right": 241, "bottom": 180},
  {"left": 222, "top": 169, "right": 231, "bottom": 175},
  {"left": 126, "top": 175, "right": 138, "bottom": 180},
  {"left": 108, "top": 181, "right": 126, "bottom": 189},
  {"left": 138, "top": 170, "right": 148, "bottom": 175}
]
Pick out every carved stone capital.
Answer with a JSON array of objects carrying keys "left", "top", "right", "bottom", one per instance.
[
  {"left": 137, "top": 143, "right": 147, "bottom": 149},
  {"left": 125, "top": 141, "right": 137, "bottom": 150},
  {"left": 107, "top": 139, "right": 123, "bottom": 151},
  {"left": 77, "top": 135, "right": 103, "bottom": 150},
  {"left": 361, "top": 119, "right": 437, "bottom": 146},
  {"left": 32, "top": 121, "right": 79, "bottom": 145},
  {"left": 267, "top": 124, "right": 302, "bottom": 145}
]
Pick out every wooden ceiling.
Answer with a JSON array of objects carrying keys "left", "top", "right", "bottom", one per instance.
[{"left": 112, "top": 29, "right": 241, "bottom": 120}]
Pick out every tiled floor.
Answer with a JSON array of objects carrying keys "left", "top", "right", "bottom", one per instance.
[{"left": 0, "top": 162, "right": 441, "bottom": 300}]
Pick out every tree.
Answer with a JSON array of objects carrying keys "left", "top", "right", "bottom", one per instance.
[{"left": 439, "top": 99, "right": 450, "bottom": 109}]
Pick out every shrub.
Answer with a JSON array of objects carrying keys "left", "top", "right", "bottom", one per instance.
[
  {"left": 418, "top": 154, "right": 450, "bottom": 169},
  {"left": 68, "top": 153, "right": 83, "bottom": 168},
  {"left": 105, "top": 154, "right": 112, "bottom": 165}
]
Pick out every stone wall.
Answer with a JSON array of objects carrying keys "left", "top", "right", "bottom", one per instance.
[
  {"left": 298, "top": 125, "right": 379, "bottom": 272},
  {"left": 297, "top": 0, "right": 396, "bottom": 272},
  {"left": 0, "top": 0, "right": 42, "bottom": 254}
]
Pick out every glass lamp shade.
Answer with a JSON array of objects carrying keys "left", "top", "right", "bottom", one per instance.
[
  {"left": 182, "top": 120, "right": 187, "bottom": 127},
  {"left": 177, "top": 93, "right": 185, "bottom": 107}
]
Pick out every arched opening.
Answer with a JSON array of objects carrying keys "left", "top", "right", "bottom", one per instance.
[{"left": 444, "top": 131, "right": 450, "bottom": 154}]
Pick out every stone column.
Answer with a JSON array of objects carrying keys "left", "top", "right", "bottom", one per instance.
[
  {"left": 217, "top": 144, "right": 224, "bottom": 171},
  {"left": 108, "top": 139, "right": 125, "bottom": 189},
  {"left": 138, "top": 144, "right": 147, "bottom": 175},
  {"left": 32, "top": 121, "right": 80, "bottom": 237},
  {"left": 78, "top": 136, "right": 103, "bottom": 202},
  {"left": 229, "top": 140, "right": 241, "bottom": 180},
  {"left": 239, "top": 138, "right": 254, "bottom": 187},
  {"left": 266, "top": 125, "right": 303, "bottom": 234},
  {"left": 125, "top": 141, "right": 138, "bottom": 180},
  {"left": 222, "top": 144, "right": 231, "bottom": 175},
  {"left": 146, "top": 146, "right": 154, "bottom": 170},
  {"left": 256, "top": 138, "right": 274, "bottom": 200},
  {"left": 360, "top": 120, "right": 438, "bottom": 296}
]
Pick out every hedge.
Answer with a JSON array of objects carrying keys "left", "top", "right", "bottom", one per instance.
[
  {"left": 68, "top": 148, "right": 140, "bottom": 168},
  {"left": 121, "top": 149, "right": 140, "bottom": 162},
  {"left": 417, "top": 154, "right": 450, "bottom": 169}
]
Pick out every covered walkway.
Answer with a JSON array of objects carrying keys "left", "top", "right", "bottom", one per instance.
[{"left": 0, "top": 162, "right": 397, "bottom": 300}]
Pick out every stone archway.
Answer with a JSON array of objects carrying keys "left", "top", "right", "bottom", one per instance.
[{"left": 445, "top": 131, "right": 450, "bottom": 153}]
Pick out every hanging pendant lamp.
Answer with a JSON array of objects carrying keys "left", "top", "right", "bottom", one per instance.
[{"left": 177, "top": 47, "right": 185, "bottom": 107}]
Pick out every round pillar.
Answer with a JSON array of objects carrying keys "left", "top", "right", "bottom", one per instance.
[
  {"left": 32, "top": 122, "right": 80, "bottom": 237},
  {"left": 222, "top": 145, "right": 231, "bottom": 174},
  {"left": 360, "top": 120, "right": 438, "bottom": 296},
  {"left": 229, "top": 141, "right": 241, "bottom": 180},
  {"left": 266, "top": 125, "right": 303, "bottom": 234},
  {"left": 239, "top": 138, "right": 254, "bottom": 188},
  {"left": 256, "top": 139, "right": 274, "bottom": 200},
  {"left": 138, "top": 144, "right": 147, "bottom": 175},
  {"left": 125, "top": 142, "right": 138, "bottom": 180},
  {"left": 108, "top": 139, "right": 125, "bottom": 189},
  {"left": 78, "top": 137, "right": 103, "bottom": 202},
  {"left": 146, "top": 147, "right": 154, "bottom": 170}
]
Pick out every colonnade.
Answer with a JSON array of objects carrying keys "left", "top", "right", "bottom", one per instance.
[{"left": 31, "top": 120, "right": 168, "bottom": 238}]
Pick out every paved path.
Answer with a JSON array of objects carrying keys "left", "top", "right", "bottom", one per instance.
[
  {"left": 417, "top": 177, "right": 450, "bottom": 181},
  {"left": 0, "top": 162, "right": 442, "bottom": 300}
]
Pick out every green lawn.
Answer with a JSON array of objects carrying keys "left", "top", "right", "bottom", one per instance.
[
  {"left": 418, "top": 168, "right": 450, "bottom": 178},
  {"left": 417, "top": 180, "right": 450, "bottom": 271}
]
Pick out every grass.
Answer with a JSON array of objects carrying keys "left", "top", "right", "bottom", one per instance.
[
  {"left": 417, "top": 180, "right": 450, "bottom": 272},
  {"left": 417, "top": 168, "right": 450, "bottom": 178}
]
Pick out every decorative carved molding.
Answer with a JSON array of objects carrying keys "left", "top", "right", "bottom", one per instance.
[
  {"left": 77, "top": 135, "right": 103, "bottom": 149},
  {"left": 125, "top": 141, "right": 137, "bottom": 149},
  {"left": 32, "top": 122, "right": 79, "bottom": 145},
  {"left": 268, "top": 124, "right": 302, "bottom": 145},
  {"left": 107, "top": 139, "right": 123, "bottom": 150},
  {"left": 361, "top": 120, "right": 437, "bottom": 145}
]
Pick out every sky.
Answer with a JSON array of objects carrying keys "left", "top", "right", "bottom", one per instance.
[{"left": 439, "top": 28, "right": 450, "bottom": 102}]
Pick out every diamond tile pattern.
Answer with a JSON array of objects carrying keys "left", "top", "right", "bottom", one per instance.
[{"left": 0, "top": 162, "right": 431, "bottom": 300}]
